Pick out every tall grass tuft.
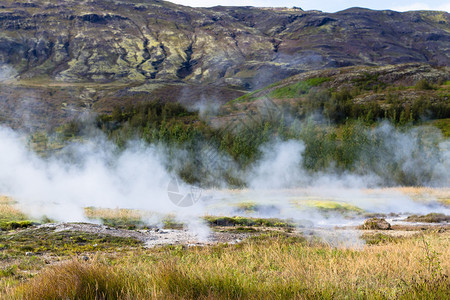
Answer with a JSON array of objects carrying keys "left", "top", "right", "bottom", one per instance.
[{"left": 12, "top": 259, "right": 131, "bottom": 299}]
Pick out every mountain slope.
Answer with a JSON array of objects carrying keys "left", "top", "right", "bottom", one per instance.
[
  {"left": 0, "top": 0, "right": 449, "bottom": 90},
  {"left": 221, "top": 63, "right": 449, "bottom": 127}
]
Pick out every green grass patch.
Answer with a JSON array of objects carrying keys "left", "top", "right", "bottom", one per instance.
[
  {"left": 204, "top": 216, "right": 295, "bottom": 228},
  {"left": 0, "top": 265, "right": 17, "bottom": 278},
  {"left": 305, "top": 77, "right": 331, "bottom": 86},
  {"left": 220, "top": 226, "right": 260, "bottom": 233},
  {"left": 352, "top": 72, "right": 387, "bottom": 91},
  {"left": 98, "top": 218, "right": 145, "bottom": 230},
  {"left": 269, "top": 77, "right": 330, "bottom": 99},
  {"left": 0, "top": 228, "right": 143, "bottom": 257},
  {"left": 233, "top": 202, "right": 258, "bottom": 213},
  {"left": 229, "top": 89, "right": 264, "bottom": 103},
  {"left": 0, "top": 220, "right": 37, "bottom": 231},
  {"left": 298, "top": 200, "right": 364, "bottom": 214},
  {"left": 431, "top": 118, "right": 450, "bottom": 137}
]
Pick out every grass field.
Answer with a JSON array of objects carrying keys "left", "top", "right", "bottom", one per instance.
[
  {"left": 2, "top": 232, "right": 449, "bottom": 299},
  {"left": 0, "top": 190, "right": 449, "bottom": 299}
]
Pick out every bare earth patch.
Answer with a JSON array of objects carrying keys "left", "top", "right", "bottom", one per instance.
[
  {"left": 36, "top": 223, "right": 250, "bottom": 248},
  {"left": 30, "top": 220, "right": 450, "bottom": 248}
]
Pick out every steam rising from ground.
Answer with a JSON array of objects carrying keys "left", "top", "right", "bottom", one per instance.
[
  {"left": 0, "top": 127, "right": 210, "bottom": 237},
  {"left": 0, "top": 64, "right": 16, "bottom": 82},
  {"left": 249, "top": 123, "right": 449, "bottom": 189},
  {"left": 0, "top": 62, "right": 448, "bottom": 248},
  {"left": 0, "top": 120, "right": 448, "bottom": 244}
]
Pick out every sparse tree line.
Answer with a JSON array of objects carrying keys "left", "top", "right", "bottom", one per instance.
[
  {"left": 294, "top": 88, "right": 449, "bottom": 125},
  {"left": 71, "top": 92, "right": 447, "bottom": 187},
  {"left": 278, "top": 76, "right": 450, "bottom": 125}
]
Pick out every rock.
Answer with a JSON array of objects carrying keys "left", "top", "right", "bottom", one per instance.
[
  {"left": 25, "top": 252, "right": 33, "bottom": 256},
  {"left": 405, "top": 213, "right": 450, "bottom": 223},
  {"left": 362, "top": 218, "right": 391, "bottom": 230}
]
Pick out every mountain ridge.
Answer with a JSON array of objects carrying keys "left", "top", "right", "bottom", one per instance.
[{"left": 0, "top": 0, "right": 448, "bottom": 90}]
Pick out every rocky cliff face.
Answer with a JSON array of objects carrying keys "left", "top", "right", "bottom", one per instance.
[{"left": 0, "top": 0, "right": 449, "bottom": 89}]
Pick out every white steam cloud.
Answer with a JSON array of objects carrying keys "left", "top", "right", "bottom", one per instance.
[
  {"left": 0, "top": 126, "right": 210, "bottom": 238},
  {"left": 249, "top": 140, "right": 307, "bottom": 189},
  {"left": 0, "top": 118, "right": 448, "bottom": 244},
  {"left": 249, "top": 122, "right": 449, "bottom": 189},
  {"left": 0, "top": 64, "right": 16, "bottom": 82}
]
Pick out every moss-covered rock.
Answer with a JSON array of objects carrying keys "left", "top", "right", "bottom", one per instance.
[{"left": 362, "top": 218, "right": 391, "bottom": 230}]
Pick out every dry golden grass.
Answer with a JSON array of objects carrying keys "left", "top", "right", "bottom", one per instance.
[
  {"left": 391, "top": 187, "right": 450, "bottom": 198},
  {"left": 84, "top": 207, "right": 145, "bottom": 220},
  {"left": 0, "top": 196, "right": 27, "bottom": 221},
  {"left": 0, "top": 205, "right": 26, "bottom": 220},
  {"left": 83, "top": 207, "right": 164, "bottom": 229},
  {"left": 0, "top": 196, "right": 14, "bottom": 205},
  {"left": 396, "top": 187, "right": 449, "bottom": 205},
  {"left": 365, "top": 187, "right": 450, "bottom": 205},
  {"left": 5, "top": 232, "right": 450, "bottom": 299}
]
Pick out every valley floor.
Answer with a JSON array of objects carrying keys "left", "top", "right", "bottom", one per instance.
[{"left": 0, "top": 189, "right": 449, "bottom": 299}]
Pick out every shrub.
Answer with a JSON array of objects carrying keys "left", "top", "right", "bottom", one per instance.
[{"left": 415, "top": 79, "right": 435, "bottom": 90}]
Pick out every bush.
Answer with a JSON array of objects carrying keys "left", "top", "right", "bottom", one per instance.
[{"left": 415, "top": 79, "right": 435, "bottom": 90}]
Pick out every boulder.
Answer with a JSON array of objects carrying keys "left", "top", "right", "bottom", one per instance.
[{"left": 362, "top": 218, "right": 391, "bottom": 230}]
